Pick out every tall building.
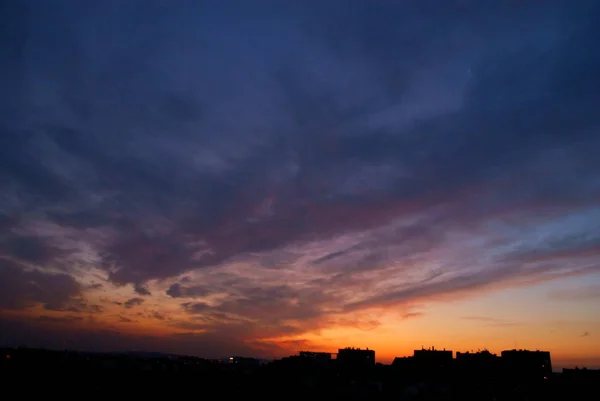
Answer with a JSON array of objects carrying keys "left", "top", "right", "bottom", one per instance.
[
  {"left": 337, "top": 347, "right": 375, "bottom": 368},
  {"left": 456, "top": 350, "right": 498, "bottom": 366},
  {"left": 456, "top": 350, "right": 500, "bottom": 379},
  {"left": 411, "top": 347, "right": 454, "bottom": 375},
  {"left": 500, "top": 350, "right": 552, "bottom": 381},
  {"left": 413, "top": 347, "right": 453, "bottom": 366}
]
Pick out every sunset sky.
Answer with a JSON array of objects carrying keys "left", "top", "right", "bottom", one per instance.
[{"left": 1, "top": 1, "right": 600, "bottom": 369}]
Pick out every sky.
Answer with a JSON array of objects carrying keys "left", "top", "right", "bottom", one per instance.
[{"left": 1, "top": 0, "right": 600, "bottom": 368}]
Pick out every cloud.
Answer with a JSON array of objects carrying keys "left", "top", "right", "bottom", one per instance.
[
  {"left": 1, "top": 0, "right": 600, "bottom": 358},
  {"left": 0, "top": 235, "right": 68, "bottom": 266},
  {"left": 402, "top": 312, "right": 425, "bottom": 320},
  {"left": 0, "top": 259, "right": 81, "bottom": 311},
  {"left": 2, "top": 0, "right": 598, "bottom": 287},
  {"left": 66, "top": 301, "right": 104, "bottom": 314},
  {"left": 118, "top": 315, "right": 137, "bottom": 323},
  {"left": 181, "top": 302, "right": 210, "bottom": 314},
  {"left": 87, "top": 283, "right": 103, "bottom": 290},
  {"left": 151, "top": 311, "right": 166, "bottom": 320},
  {"left": 134, "top": 283, "right": 151, "bottom": 296},
  {"left": 166, "top": 283, "right": 211, "bottom": 299},
  {"left": 123, "top": 298, "right": 144, "bottom": 309},
  {"left": 581, "top": 331, "right": 590, "bottom": 337},
  {"left": 181, "top": 284, "right": 331, "bottom": 325}
]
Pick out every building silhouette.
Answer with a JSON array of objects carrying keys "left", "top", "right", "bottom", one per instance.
[
  {"left": 228, "top": 356, "right": 260, "bottom": 367},
  {"left": 337, "top": 347, "right": 375, "bottom": 368},
  {"left": 501, "top": 349, "right": 552, "bottom": 381},
  {"left": 413, "top": 347, "right": 453, "bottom": 366},
  {"left": 456, "top": 350, "right": 500, "bottom": 376},
  {"left": 411, "top": 346, "right": 453, "bottom": 377},
  {"left": 299, "top": 351, "right": 332, "bottom": 362}
]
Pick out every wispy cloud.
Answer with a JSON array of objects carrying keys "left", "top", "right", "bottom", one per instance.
[{"left": 402, "top": 312, "right": 425, "bottom": 320}]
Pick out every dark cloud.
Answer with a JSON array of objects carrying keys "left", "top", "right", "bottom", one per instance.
[
  {"left": 181, "top": 302, "right": 210, "bottom": 314},
  {"left": 581, "top": 332, "right": 590, "bottom": 337},
  {"left": 166, "top": 283, "right": 211, "bottom": 299},
  {"left": 123, "top": 298, "right": 144, "bottom": 309},
  {"left": 1, "top": 0, "right": 600, "bottom": 358},
  {"left": 0, "top": 0, "right": 597, "bottom": 288},
  {"left": 0, "top": 259, "right": 81, "bottom": 310},
  {"left": 0, "top": 235, "right": 67, "bottom": 266},
  {"left": 133, "top": 283, "right": 151, "bottom": 296}
]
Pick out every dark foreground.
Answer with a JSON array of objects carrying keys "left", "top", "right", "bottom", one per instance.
[{"left": 2, "top": 348, "right": 598, "bottom": 400}]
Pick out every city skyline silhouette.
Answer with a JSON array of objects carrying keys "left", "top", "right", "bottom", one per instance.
[
  {"left": 4, "top": 345, "right": 598, "bottom": 400},
  {"left": 1, "top": 0, "right": 599, "bottom": 374}
]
